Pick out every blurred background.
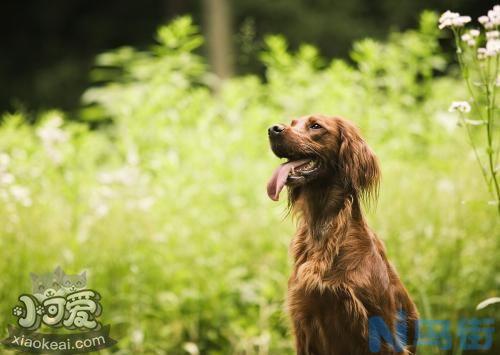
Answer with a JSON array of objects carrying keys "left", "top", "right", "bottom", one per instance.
[
  {"left": 0, "top": 0, "right": 497, "bottom": 114},
  {"left": 0, "top": 0, "right": 499, "bottom": 354}
]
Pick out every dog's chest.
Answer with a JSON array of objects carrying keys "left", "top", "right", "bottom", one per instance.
[{"left": 287, "top": 280, "right": 370, "bottom": 354}]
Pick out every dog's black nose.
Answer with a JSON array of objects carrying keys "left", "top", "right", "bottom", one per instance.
[{"left": 268, "top": 124, "right": 285, "bottom": 136}]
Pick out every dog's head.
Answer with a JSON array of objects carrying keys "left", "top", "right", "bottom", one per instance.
[{"left": 267, "top": 115, "right": 380, "bottom": 202}]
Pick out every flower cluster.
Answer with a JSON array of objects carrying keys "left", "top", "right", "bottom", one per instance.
[
  {"left": 478, "top": 5, "right": 500, "bottom": 29},
  {"left": 0, "top": 153, "right": 14, "bottom": 185},
  {"left": 36, "top": 115, "right": 69, "bottom": 165},
  {"left": 438, "top": 11, "right": 471, "bottom": 29},
  {"left": 461, "top": 29, "right": 480, "bottom": 47},
  {"left": 442, "top": 5, "right": 500, "bottom": 212},
  {"left": 448, "top": 101, "right": 471, "bottom": 113},
  {"left": 0, "top": 152, "right": 32, "bottom": 207},
  {"left": 36, "top": 116, "right": 68, "bottom": 145},
  {"left": 478, "top": 6, "right": 500, "bottom": 59},
  {"left": 486, "top": 37, "right": 500, "bottom": 56},
  {"left": 9, "top": 185, "right": 32, "bottom": 207},
  {"left": 486, "top": 30, "right": 500, "bottom": 39},
  {"left": 478, "top": 38, "right": 500, "bottom": 60},
  {"left": 441, "top": 5, "right": 500, "bottom": 59}
]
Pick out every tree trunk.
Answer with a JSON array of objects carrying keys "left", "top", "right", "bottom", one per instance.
[{"left": 203, "top": 0, "right": 234, "bottom": 80}]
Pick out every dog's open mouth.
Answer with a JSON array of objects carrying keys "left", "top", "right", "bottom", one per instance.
[{"left": 267, "top": 159, "right": 319, "bottom": 201}]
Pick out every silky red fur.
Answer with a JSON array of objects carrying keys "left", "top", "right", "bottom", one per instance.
[{"left": 271, "top": 115, "right": 418, "bottom": 355}]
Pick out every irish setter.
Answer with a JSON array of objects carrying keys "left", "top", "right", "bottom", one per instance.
[{"left": 267, "top": 115, "right": 418, "bottom": 355}]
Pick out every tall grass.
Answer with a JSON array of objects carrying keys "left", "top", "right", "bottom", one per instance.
[{"left": 0, "top": 13, "right": 498, "bottom": 354}]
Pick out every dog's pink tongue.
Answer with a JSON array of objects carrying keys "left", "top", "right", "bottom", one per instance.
[{"left": 267, "top": 159, "right": 310, "bottom": 201}]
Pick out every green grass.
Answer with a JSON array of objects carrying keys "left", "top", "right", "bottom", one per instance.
[{"left": 0, "top": 13, "right": 498, "bottom": 355}]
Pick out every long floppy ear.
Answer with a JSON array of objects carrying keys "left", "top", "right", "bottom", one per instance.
[{"left": 337, "top": 120, "right": 380, "bottom": 203}]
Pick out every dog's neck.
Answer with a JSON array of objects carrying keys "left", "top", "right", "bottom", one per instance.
[{"left": 290, "top": 179, "right": 364, "bottom": 241}]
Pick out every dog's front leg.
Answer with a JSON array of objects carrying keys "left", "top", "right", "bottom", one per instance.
[{"left": 292, "top": 320, "right": 313, "bottom": 355}]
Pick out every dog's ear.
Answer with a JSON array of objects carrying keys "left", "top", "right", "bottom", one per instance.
[{"left": 337, "top": 120, "right": 380, "bottom": 202}]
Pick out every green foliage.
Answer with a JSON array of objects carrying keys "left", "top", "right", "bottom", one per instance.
[
  {"left": 440, "top": 6, "right": 500, "bottom": 214},
  {"left": 0, "top": 14, "right": 498, "bottom": 354}
]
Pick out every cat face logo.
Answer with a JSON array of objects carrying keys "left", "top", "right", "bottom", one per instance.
[
  {"left": 3, "top": 267, "right": 117, "bottom": 353},
  {"left": 30, "top": 267, "right": 87, "bottom": 302},
  {"left": 13, "top": 267, "right": 101, "bottom": 331}
]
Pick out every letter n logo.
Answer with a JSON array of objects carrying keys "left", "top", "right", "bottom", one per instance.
[{"left": 368, "top": 311, "right": 407, "bottom": 352}]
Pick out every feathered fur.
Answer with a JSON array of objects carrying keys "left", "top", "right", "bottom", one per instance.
[{"left": 269, "top": 115, "right": 418, "bottom": 355}]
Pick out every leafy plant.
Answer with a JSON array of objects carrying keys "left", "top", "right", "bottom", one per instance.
[
  {"left": 0, "top": 14, "right": 498, "bottom": 355},
  {"left": 440, "top": 5, "right": 500, "bottom": 215}
]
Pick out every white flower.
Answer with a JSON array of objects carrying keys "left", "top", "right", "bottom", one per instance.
[
  {"left": 479, "top": 16, "right": 490, "bottom": 25},
  {"left": 95, "top": 203, "right": 109, "bottom": 218},
  {"left": 183, "top": 342, "right": 199, "bottom": 355},
  {"left": 98, "top": 166, "right": 140, "bottom": 186},
  {"left": 463, "top": 29, "right": 480, "bottom": 47},
  {"left": 449, "top": 101, "right": 471, "bottom": 113},
  {"left": 478, "top": 47, "right": 488, "bottom": 60},
  {"left": 439, "top": 11, "right": 459, "bottom": 29},
  {"left": 62, "top": 249, "right": 74, "bottom": 263},
  {"left": 486, "top": 38, "right": 500, "bottom": 56},
  {"left": 440, "top": 10, "right": 459, "bottom": 21},
  {"left": 461, "top": 33, "right": 471, "bottom": 41},
  {"left": 0, "top": 173, "right": 15, "bottom": 185},
  {"left": 455, "top": 16, "right": 471, "bottom": 27},
  {"left": 137, "top": 197, "right": 155, "bottom": 211},
  {"left": 436, "top": 112, "right": 457, "bottom": 133},
  {"left": 482, "top": 5, "right": 500, "bottom": 27},
  {"left": 487, "top": 30, "right": 500, "bottom": 39},
  {"left": 0, "top": 153, "right": 10, "bottom": 171},
  {"left": 36, "top": 116, "right": 69, "bottom": 164},
  {"left": 9, "top": 185, "right": 32, "bottom": 207},
  {"left": 488, "top": 44, "right": 500, "bottom": 55},
  {"left": 437, "top": 179, "right": 455, "bottom": 193},
  {"left": 461, "top": 32, "right": 477, "bottom": 47},
  {"left": 469, "top": 29, "right": 480, "bottom": 37},
  {"left": 131, "top": 328, "right": 144, "bottom": 345},
  {"left": 36, "top": 117, "right": 68, "bottom": 145},
  {"left": 488, "top": 10, "right": 500, "bottom": 25}
]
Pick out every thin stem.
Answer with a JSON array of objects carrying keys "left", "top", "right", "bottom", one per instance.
[
  {"left": 493, "top": 56, "right": 500, "bottom": 166},
  {"left": 459, "top": 114, "right": 490, "bottom": 188},
  {"left": 453, "top": 32, "right": 490, "bottom": 188},
  {"left": 453, "top": 31, "right": 485, "bottom": 121},
  {"left": 453, "top": 28, "right": 500, "bottom": 214},
  {"left": 485, "top": 55, "right": 500, "bottom": 214}
]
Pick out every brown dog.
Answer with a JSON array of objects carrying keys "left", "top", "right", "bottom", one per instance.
[{"left": 267, "top": 115, "right": 418, "bottom": 355}]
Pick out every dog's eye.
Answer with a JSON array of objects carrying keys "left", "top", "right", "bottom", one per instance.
[{"left": 309, "top": 123, "right": 322, "bottom": 130}]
